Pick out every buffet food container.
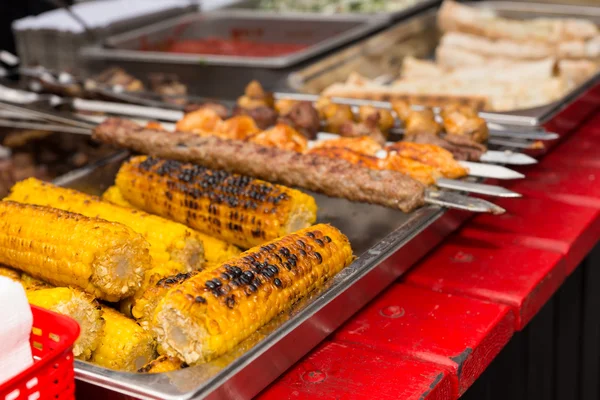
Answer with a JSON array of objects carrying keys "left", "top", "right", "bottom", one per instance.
[
  {"left": 80, "top": 11, "right": 390, "bottom": 98},
  {"left": 57, "top": 151, "right": 469, "bottom": 400},
  {"left": 287, "top": 1, "right": 600, "bottom": 128},
  {"left": 220, "top": 0, "right": 442, "bottom": 22}
]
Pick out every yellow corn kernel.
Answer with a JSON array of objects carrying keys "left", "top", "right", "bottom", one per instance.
[
  {"left": 91, "top": 307, "right": 157, "bottom": 372},
  {"left": 138, "top": 355, "right": 187, "bottom": 374},
  {"left": 0, "top": 201, "right": 149, "bottom": 301},
  {"left": 27, "top": 287, "right": 104, "bottom": 360},
  {"left": 153, "top": 224, "right": 353, "bottom": 364},
  {"left": 101, "top": 185, "right": 133, "bottom": 208},
  {"left": 7, "top": 178, "right": 205, "bottom": 273},
  {"left": 115, "top": 156, "right": 317, "bottom": 249}
]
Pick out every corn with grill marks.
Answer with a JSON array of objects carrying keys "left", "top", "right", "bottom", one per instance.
[
  {"left": 0, "top": 201, "right": 149, "bottom": 301},
  {"left": 7, "top": 178, "right": 205, "bottom": 273},
  {"left": 91, "top": 307, "right": 157, "bottom": 372},
  {"left": 115, "top": 156, "right": 318, "bottom": 249},
  {"left": 138, "top": 355, "right": 187, "bottom": 374},
  {"left": 27, "top": 287, "right": 104, "bottom": 360},
  {"left": 153, "top": 224, "right": 353, "bottom": 364},
  {"left": 103, "top": 185, "right": 242, "bottom": 267}
]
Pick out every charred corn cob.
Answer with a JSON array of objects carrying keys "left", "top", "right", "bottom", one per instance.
[
  {"left": 27, "top": 287, "right": 104, "bottom": 360},
  {"left": 0, "top": 201, "right": 149, "bottom": 301},
  {"left": 91, "top": 307, "right": 157, "bottom": 372},
  {"left": 102, "top": 185, "right": 133, "bottom": 208},
  {"left": 153, "top": 224, "right": 353, "bottom": 364},
  {"left": 138, "top": 355, "right": 187, "bottom": 374},
  {"left": 103, "top": 185, "right": 241, "bottom": 266},
  {"left": 132, "top": 271, "right": 200, "bottom": 329},
  {"left": 115, "top": 156, "right": 318, "bottom": 249},
  {"left": 7, "top": 178, "right": 205, "bottom": 272}
]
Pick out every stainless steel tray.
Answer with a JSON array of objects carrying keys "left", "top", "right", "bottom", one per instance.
[
  {"left": 57, "top": 151, "right": 468, "bottom": 400},
  {"left": 79, "top": 11, "right": 389, "bottom": 99},
  {"left": 287, "top": 1, "right": 600, "bottom": 127},
  {"left": 221, "top": 0, "right": 442, "bottom": 22},
  {"left": 82, "top": 10, "right": 389, "bottom": 68}
]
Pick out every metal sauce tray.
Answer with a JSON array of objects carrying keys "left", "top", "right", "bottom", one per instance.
[
  {"left": 82, "top": 11, "right": 389, "bottom": 69},
  {"left": 220, "top": 0, "right": 442, "bottom": 22},
  {"left": 56, "top": 152, "right": 468, "bottom": 399},
  {"left": 287, "top": 1, "right": 600, "bottom": 127}
]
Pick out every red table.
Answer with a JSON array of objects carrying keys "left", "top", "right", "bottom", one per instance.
[{"left": 256, "top": 113, "right": 600, "bottom": 400}]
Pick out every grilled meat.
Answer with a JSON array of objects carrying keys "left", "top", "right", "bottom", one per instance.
[
  {"left": 176, "top": 109, "right": 260, "bottom": 140},
  {"left": 317, "top": 98, "right": 355, "bottom": 134},
  {"left": 86, "top": 67, "right": 144, "bottom": 92},
  {"left": 311, "top": 136, "right": 383, "bottom": 156},
  {"left": 93, "top": 118, "right": 426, "bottom": 212},
  {"left": 404, "top": 109, "right": 443, "bottom": 138},
  {"left": 386, "top": 142, "right": 469, "bottom": 179},
  {"left": 440, "top": 104, "right": 489, "bottom": 143},
  {"left": 391, "top": 100, "right": 413, "bottom": 122},
  {"left": 233, "top": 105, "right": 278, "bottom": 130},
  {"left": 407, "top": 131, "right": 485, "bottom": 161},
  {"left": 308, "top": 147, "right": 381, "bottom": 170},
  {"left": 184, "top": 102, "right": 229, "bottom": 119},
  {"left": 358, "top": 105, "right": 395, "bottom": 134},
  {"left": 338, "top": 115, "right": 387, "bottom": 145},
  {"left": 249, "top": 123, "right": 308, "bottom": 153},
  {"left": 277, "top": 101, "right": 320, "bottom": 139},
  {"left": 235, "top": 81, "right": 277, "bottom": 129},
  {"left": 381, "top": 153, "right": 440, "bottom": 186},
  {"left": 148, "top": 73, "right": 187, "bottom": 106}
]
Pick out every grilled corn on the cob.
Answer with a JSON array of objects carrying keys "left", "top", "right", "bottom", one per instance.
[
  {"left": 138, "top": 355, "right": 187, "bottom": 373},
  {"left": 0, "top": 201, "right": 149, "bottom": 301},
  {"left": 153, "top": 224, "right": 353, "bottom": 364},
  {"left": 115, "top": 156, "right": 318, "bottom": 249},
  {"left": 132, "top": 271, "right": 200, "bottom": 329},
  {"left": 0, "top": 265, "right": 21, "bottom": 281},
  {"left": 0, "top": 265, "right": 52, "bottom": 290},
  {"left": 27, "top": 287, "right": 104, "bottom": 360},
  {"left": 102, "top": 185, "right": 133, "bottom": 208},
  {"left": 103, "top": 185, "right": 242, "bottom": 266},
  {"left": 91, "top": 307, "right": 157, "bottom": 372},
  {"left": 7, "top": 178, "right": 205, "bottom": 272}
]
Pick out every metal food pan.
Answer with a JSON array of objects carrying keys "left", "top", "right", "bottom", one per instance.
[
  {"left": 94, "top": 10, "right": 390, "bottom": 69},
  {"left": 79, "top": 11, "right": 389, "bottom": 98},
  {"left": 57, "top": 152, "right": 469, "bottom": 400},
  {"left": 287, "top": 1, "right": 600, "bottom": 127},
  {"left": 220, "top": 0, "right": 442, "bottom": 22}
]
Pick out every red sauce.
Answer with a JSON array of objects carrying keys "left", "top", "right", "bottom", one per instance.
[{"left": 163, "top": 37, "right": 308, "bottom": 57}]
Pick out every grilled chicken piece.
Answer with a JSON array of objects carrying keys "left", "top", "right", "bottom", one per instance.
[
  {"left": 176, "top": 108, "right": 222, "bottom": 134},
  {"left": 357, "top": 106, "right": 395, "bottom": 134},
  {"left": 339, "top": 121, "right": 387, "bottom": 145},
  {"left": 386, "top": 142, "right": 468, "bottom": 179},
  {"left": 311, "top": 136, "right": 383, "bottom": 156},
  {"left": 316, "top": 98, "right": 355, "bottom": 134},
  {"left": 248, "top": 123, "right": 308, "bottom": 153},
  {"left": 440, "top": 104, "right": 489, "bottom": 143},
  {"left": 184, "top": 102, "right": 229, "bottom": 119},
  {"left": 404, "top": 109, "right": 443, "bottom": 138},
  {"left": 405, "top": 131, "right": 486, "bottom": 161},
  {"left": 275, "top": 99, "right": 298, "bottom": 115},
  {"left": 277, "top": 102, "right": 320, "bottom": 139},
  {"left": 235, "top": 81, "right": 278, "bottom": 129},
  {"left": 391, "top": 100, "right": 413, "bottom": 122},
  {"left": 88, "top": 67, "right": 144, "bottom": 92},
  {"left": 381, "top": 153, "right": 440, "bottom": 186},
  {"left": 176, "top": 109, "right": 260, "bottom": 140},
  {"left": 148, "top": 73, "right": 187, "bottom": 105}
]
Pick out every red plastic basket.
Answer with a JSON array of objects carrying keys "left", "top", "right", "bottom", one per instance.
[{"left": 0, "top": 306, "right": 80, "bottom": 400}]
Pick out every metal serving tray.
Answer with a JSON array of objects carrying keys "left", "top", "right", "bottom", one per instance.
[
  {"left": 56, "top": 151, "right": 469, "bottom": 400},
  {"left": 287, "top": 2, "right": 600, "bottom": 127},
  {"left": 221, "top": 0, "right": 442, "bottom": 22},
  {"left": 79, "top": 11, "right": 389, "bottom": 98}
]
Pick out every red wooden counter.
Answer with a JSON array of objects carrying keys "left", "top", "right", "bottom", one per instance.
[{"left": 255, "top": 113, "right": 600, "bottom": 400}]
